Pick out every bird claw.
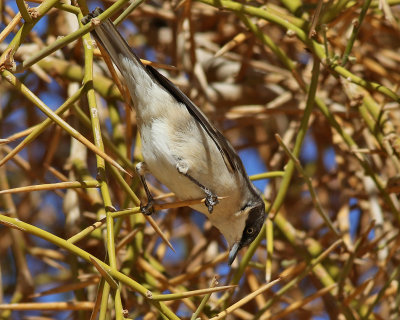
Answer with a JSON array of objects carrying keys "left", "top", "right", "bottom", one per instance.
[
  {"left": 140, "top": 199, "right": 155, "bottom": 216},
  {"left": 204, "top": 189, "right": 219, "bottom": 213}
]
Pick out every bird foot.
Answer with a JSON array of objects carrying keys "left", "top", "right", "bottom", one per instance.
[
  {"left": 204, "top": 189, "right": 219, "bottom": 213},
  {"left": 140, "top": 198, "right": 155, "bottom": 216}
]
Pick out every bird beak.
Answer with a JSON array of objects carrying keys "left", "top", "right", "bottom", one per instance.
[{"left": 228, "top": 242, "right": 240, "bottom": 265}]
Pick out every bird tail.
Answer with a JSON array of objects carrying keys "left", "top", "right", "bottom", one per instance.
[{"left": 81, "top": 8, "right": 145, "bottom": 77}]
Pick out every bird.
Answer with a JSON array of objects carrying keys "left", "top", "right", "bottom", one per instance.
[{"left": 82, "top": 8, "right": 266, "bottom": 265}]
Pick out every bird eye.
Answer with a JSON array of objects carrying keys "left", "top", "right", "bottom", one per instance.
[{"left": 246, "top": 227, "right": 254, "bottom": 234}]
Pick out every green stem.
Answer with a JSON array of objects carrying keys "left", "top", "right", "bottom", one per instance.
[
  {"left": 254, "top": 240, "right": 343, "bottom": 318},
  {"left": 80, "top": 8, "right": 124, "bottom": 318},
  {"left": 362, "top": 264, "right": 400, "bottom": 319},
  {"left": 0, "top": 214, "right": 180, "bottom": 320},
  {"left": 341, "top": 0, "right": 372, "bottom": 66},
  {"left": 197, "top": 0, "right": 400, "bottom": 103},
  {"left": 272, "top": 56, "right": 321, "bottom": 216},
  {"left": 0, "top": 0, "right": 58, "bottom": 61},
  {"left": 16, "top": 0, "right": 32, "bottom": 23},
  {"left": 0, "top": 87, "right": 85, "bottom": 168},
  {"left": 250, "top": 171, "right": 285, "bottom": 180},
  {"left": 72, "top": 103, "right": 136, "bottom": 171},
  {"left": 15, "top": 0, "right": 132, "bottom": 72},
  {"left": 279, "top": 0, "right": 303, "bottom": 15},
  {"left": 191, "top": 277, "right": 218, "bottom": 320},
  {"left": 98, "top": 282, "right": 111, "bottom": 320},
  {"left": 114, "top": 0, "right": 146, "bottom": 25},
  {"left": 1, "top": 70, "right": 127, "bottom": 175},
  {"left": 227, "top": 57, "right": 321, "bottom": 304},
  {"left": 275, "top": 134, "right": 339, "bottom": 236}
]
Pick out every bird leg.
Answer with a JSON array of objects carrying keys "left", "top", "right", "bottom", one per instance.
[
  {"left": 176, "top": 160, "right": 219, "bottom": 213},
  {"left": 135, "top": 162, "right": 155, "bottom": 215}
]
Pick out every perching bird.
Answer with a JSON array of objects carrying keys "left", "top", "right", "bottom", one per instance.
[{"left": 82, "top": 8, "right": 266, "bottom": 264}]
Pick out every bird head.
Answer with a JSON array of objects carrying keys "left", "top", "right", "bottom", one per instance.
[{"left": 228, "top": 199, "right": 266, "bottom": 264}]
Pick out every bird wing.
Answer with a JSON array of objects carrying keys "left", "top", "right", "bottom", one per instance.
[{"left": 145, "top": 64, "right": 242, "bottom": 173}]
